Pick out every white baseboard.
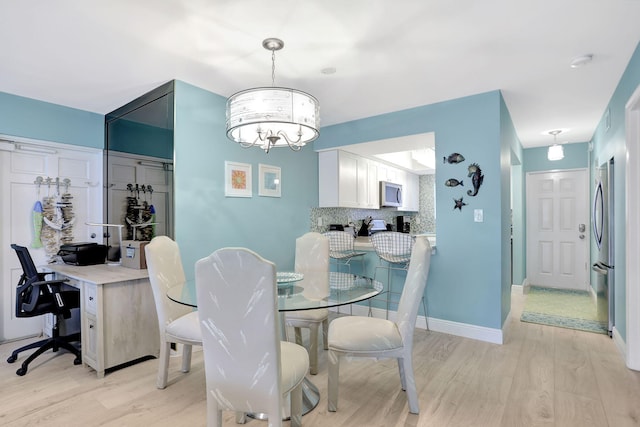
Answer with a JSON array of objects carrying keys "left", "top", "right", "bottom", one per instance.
[{"left": 331, "top": 304, "right": 503, "bottom": 345}]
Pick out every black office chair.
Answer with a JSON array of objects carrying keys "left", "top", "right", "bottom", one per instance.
[{"left": 7, "top": 244, "right": 81, "bottom": 376}]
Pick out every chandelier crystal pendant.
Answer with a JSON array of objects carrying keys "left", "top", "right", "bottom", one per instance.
[
  {"left": 547, "top": 129, "right": 564, "bottom": 161},
  {"left": 226, "top": 38, "right": 320, "bottom": 153}
]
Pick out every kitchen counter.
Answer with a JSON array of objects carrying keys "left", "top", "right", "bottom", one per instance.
[{"left": 354, "top": 234, "right": 436, "bottom": 252}]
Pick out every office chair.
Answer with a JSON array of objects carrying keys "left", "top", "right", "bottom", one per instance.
[{"left": 7, "top": 244, "right": 81, "bottom": 376}]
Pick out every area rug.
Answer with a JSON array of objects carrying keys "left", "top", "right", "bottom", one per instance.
[{"left": 520, "top": 286, "right": 608, "bottom": 334}]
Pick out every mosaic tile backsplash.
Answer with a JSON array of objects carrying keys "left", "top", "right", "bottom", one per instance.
[{"left": 310, "top": 174, "right": 435, "bottom": 234}]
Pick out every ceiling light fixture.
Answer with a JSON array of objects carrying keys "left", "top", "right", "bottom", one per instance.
[
  {"left": 225, "top": 38, "right": 320, "bottom": 153},
  {"left": 547, "top": 130, "right": 564, "bottom": 161}
]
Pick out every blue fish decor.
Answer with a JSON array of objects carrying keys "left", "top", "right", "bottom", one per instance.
[
  {"left": 453, "top": 197, "right": 467, "bottom": 211},
  {"left": 445, "top": 178, "right": 464, "bottom": 187},
  {"left": 467, "top": 163, "right": 484, "bottom": 196},
  {"left": 444, "top": 153, "right": 465, "bottom": 164}
]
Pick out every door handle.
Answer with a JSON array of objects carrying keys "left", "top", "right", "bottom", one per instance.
[
  {"left": 578, "top": 223, "right": 586, "bottom": 232},
  {"left": 579, "top": 234, "right": 585, "bottom": 239}
]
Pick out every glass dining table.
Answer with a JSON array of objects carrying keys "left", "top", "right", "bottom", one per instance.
[{"left": 166, "top": 271, "right": 383, "bottom": 416}]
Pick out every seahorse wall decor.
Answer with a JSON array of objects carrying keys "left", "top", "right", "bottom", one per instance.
[{"left": 466, "top": 163, "right": 484, "bottom": 197}]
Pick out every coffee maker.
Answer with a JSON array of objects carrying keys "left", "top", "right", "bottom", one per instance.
[{"left": 396, "top": 215, "right": 411, "bottom": 233}]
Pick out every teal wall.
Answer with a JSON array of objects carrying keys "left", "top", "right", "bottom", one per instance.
[
  {"left": 590, "top": 41, "right": 640, "bottom": 342},
  {"left": 0, "top": 91, "right": 103, "bottom": 148},
  {"left": 316, "top": 91, "right": 513, "bottom": 330},
  {"left": 173, "top": 80, "right": 319, "bottom": 280},
  {"left": 523, "top": 142, "right": 589, "bottom": 173}
]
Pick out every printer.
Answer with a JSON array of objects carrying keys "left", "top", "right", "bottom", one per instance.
[{"left": 57, "top": 242, "right": 108, "bottom": 266}]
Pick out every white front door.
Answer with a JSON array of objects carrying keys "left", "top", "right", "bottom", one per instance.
[
  {"left": 526, "top": 169, "right": 589, "bottom": 291},
  {"left": 0, "top": 139, "right": 102, "bottom": 341}
]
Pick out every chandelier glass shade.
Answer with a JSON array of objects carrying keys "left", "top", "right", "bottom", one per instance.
[{"left": 225, "top": 38, "right": 320, "bottom": 153}]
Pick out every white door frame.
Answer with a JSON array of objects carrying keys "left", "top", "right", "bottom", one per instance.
[{"left": 625, "top": 85, "right": 640, "bottom": 370}]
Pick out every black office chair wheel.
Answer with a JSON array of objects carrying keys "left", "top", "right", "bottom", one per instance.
[
  {"left": 7, "top": 355, "right": 17, "bottom": 363},
  {"left": 74, "top": 357, "right": 82, "bottom": 365},
  {"left": 16, "top": 366, "right": 27, "bottom": 376}
]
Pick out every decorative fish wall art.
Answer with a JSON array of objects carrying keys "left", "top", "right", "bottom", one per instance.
[
  {"left": 466, "top": 163, "right": 484, "bottom": 197},
  {"left": 445, "top": 178, "right": 464, "bottom": 187},
  {"left": 444, "top": 152, "right": 465, "bottom": 164}
]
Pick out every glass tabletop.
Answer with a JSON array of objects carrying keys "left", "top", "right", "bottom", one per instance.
[{"left": 166, "top": 271, "right": 383, "bottom": 312}]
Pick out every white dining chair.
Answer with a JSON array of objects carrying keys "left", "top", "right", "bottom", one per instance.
[
  {"left": 285, "top": 232, "right": 330, "bottom": 375},
  {"left": 196, "top": 247, "right": 309, "bottom": 427},
  {"left": 327, "top": 235, "right": 431, "bottom": 414},
  {"left": 145, "top": 236, "right": 202, "bottom": 389}
]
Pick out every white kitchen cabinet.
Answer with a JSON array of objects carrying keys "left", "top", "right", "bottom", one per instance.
[
  {"left": 319, "top": 150, "right": 377, "bottom": 208},
  {"left": 319, "top": 149, "right": 418, "bottom": 210},
  {"left": 401, "top": 171, "right": 420, "bottom": 212}
]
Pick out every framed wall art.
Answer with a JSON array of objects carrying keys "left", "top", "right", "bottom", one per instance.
[
  {"left": 258, "top": 164, "right": 281, "bottom": 197},
  {"left": 225, "top": 161, "right": 252, "bottom": 197}
]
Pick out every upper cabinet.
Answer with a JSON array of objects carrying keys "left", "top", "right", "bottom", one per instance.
[{"left": 319, "top": 149, "right": 419, "bottom": 211}]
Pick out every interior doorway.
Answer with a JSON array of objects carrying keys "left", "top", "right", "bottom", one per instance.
[{"left": 526, "top": 169, "right": 590, "bottom": 291}]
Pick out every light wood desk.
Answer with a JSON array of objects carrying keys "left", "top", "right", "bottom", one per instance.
[{"left": 45, "top": 264, "right": 160, "bottom": 378}]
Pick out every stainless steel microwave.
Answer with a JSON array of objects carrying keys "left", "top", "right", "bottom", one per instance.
[{"left": 380, "top": 181, "right": 402, "bottom": 207}]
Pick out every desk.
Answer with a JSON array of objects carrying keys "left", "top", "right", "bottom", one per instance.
[
  {"left": 167, "top": 271, "right": 382, "bottom": 416},
  {"left": 45, "top": 264, "right": 160, "bottom": 378}
]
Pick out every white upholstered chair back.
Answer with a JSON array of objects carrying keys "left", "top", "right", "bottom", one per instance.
[
  {"left": 145, "top": 236, "right": 192, "bottom": 333},
  {"left": 196, "top": 247, "right": 284, "bottom": 421},
  {"left": 395, "top": 235, "right": 431, "bottom": 347},
  {"left": 294, "top": 232, "right": 330, "bottom": 300}
]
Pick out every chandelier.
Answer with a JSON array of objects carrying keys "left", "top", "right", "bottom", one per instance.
[
  {"left": 547, "top": 130, "right": 564, "bottom": 161},
  {"left": 225, "top": 38, "right": 320, "bottom": 153}
]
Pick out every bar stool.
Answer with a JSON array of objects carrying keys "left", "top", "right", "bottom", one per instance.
[
  {"left": 323, "top": 231, "right": 366, "bottom": 274},
  {"left": 371, "top": 231, "right": 427, "bottom": 322},
  {"left": 324, "top": 230, "right": 367, "bottom": 315}
]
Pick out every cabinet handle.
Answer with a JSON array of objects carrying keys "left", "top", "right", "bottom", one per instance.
[
  {"left": 89, "top": 324, "right": 94, "bottom": 329},
  {"left": 89, "top": 296, "right": 94, "bottom": 301}
]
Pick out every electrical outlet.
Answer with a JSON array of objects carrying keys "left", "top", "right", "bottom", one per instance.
[
  {"left": 474, "top": 209, "right": 483, "bottom": 222},
  {"left": 317, "top": 217, "right": 323, "bottom": 227}
]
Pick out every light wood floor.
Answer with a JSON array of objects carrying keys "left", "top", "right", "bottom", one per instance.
[{"left": 2, "top": 291, "right": 640, "bottom": 426}]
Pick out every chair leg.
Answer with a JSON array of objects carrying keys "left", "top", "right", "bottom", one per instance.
[
  {"left": 322, "top": 319, "right": 329, "bottom": 350},
  {"left": 181, "top": 344, "right": 193, "bottom": 373},
  {"left": 401, "top": 354, "right": 420, "bottom": 414},
  {"left": 327, "top": 350, "right": 340, "bottom": 412},
  {"left": 309, "top": 326, "right": 319, "bottom": 375},
  {"left": 289, "top": 381, "right": 303, "bottom": 427},
  {"left": 294, "top": 327, "right": 303, "bottom": 346},
  {"left": 157, "top": 341, "right": 171, "bottom": 389},
  {"left": 397, "top": 357, "right": 407, "bottom": 390},
  {"left": 422, "top": 296, "right": 429, "bottom": 330}
]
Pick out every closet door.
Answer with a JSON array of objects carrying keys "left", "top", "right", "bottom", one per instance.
[{"left": 0, "top": 140, "right": 102, "bottom": 341}]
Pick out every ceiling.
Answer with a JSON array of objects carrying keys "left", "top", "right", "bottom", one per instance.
[{"left": 2, "top": 0, "right": 640, "bottom": 149}]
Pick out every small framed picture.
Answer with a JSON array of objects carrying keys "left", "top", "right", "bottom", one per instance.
[
  {"left": 225, "top": 161, "right": 252, "bottom": 197},
  {"left": 258, "top": 164, "right": 281, "bottom": 197}
]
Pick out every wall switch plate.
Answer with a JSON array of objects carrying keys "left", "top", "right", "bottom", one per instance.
[
  {"left": 474, "top": 209, "right": 483, "bottom": 222},
  {"left": 317, "top": 217, "right": 323, "bottom": 227}
]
